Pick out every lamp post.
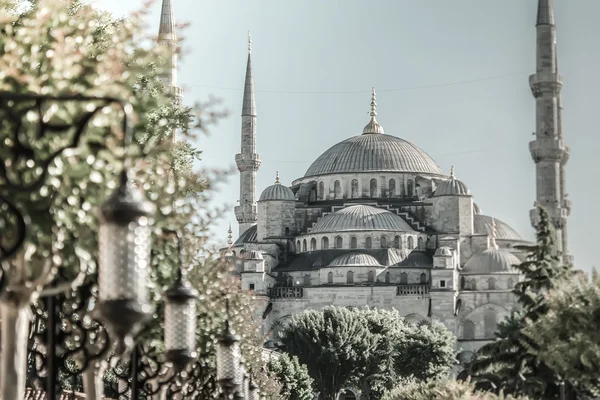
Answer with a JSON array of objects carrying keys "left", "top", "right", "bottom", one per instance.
[{"left": 216, "top": 299, "right": 242, "bottom": 399}]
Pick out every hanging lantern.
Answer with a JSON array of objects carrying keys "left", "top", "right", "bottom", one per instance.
[
  {"left": 164, "top": 262, "right": 198, "bottom": 372},
  {"left": 248, "top": 379, "right": 260, "bottom": 400},
  {"left": 216, "top": 300, "right": 242, "bottom": 396},
  {"left": 240, "top": 368, "right": 250, "bottom": 400},
  {"left": 97, "top": 170, "right": 154, "bottom": 352}
]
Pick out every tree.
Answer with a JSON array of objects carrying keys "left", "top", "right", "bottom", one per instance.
[
  {"left": 268, "top": 353, "right": 314, "bottom": 400},
  {"left": 0, "top": 0, "right": 278, "bottom": 398},
  {"left": 524, "top": 272, "right": 600, "bottom": 396},
  {"left": 468, "top": 207, "right": 572, "bottom": 398},
  {"left": 382, "top": 378, "right": 529, "bottom": 400},
  {"left": 279, "top": 306, "right": 377, "bottom": 400},
  {"left": 279, "top": 306, "right": 457, "bottom": 400}
]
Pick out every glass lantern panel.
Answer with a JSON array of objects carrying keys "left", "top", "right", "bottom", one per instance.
[
  {"left": 165, "top": 301, "right": 197, "bottom": 351},
  {"left": 216, "top": 340, "right": 240, "bottom": 383},
  {"left": 98, "top": 220, "right": 151, "bottom": 303}
]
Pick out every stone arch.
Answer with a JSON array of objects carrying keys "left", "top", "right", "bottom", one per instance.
[
  {"left": 321, "top": 236, "right": 329, "bottom": 250},
  {"left": 380, "top": 236, "right": 387, "bottom": 248},
  {"left": 370, "top": 178, "right": 377, "bottom": 197},
  {"left": 484, "top": 308, "right": 498, "bottom": 338},
  {"left": 232, "top": 250, "right": 236, "bottom": 257},
  {"left": 338, "top": 389, "right": 358, "bottom": 400},
  {"left": 394, "top": 235, "right": 401, "bottom": 249},
  {"left": 327, "top": 271, "right": 333, "bottom": 284},
  {"left": 351, "top": 179, "right": 358, "bottom": 198},
  {"left": 310, "top": 238, "right": 317, "bottom": 251},
  {"left": 404, "top": 313, "right": 426, "bottom": 324},
  {"left": 367, "top": 270, "right": 375, "bottom": 283},
  {"left": 318, "top": 181, "right": 325, "bottom": 200},
  {"left": 407, "top": 179, "right": 414, "bottom": 197},
  {"left": 385, "top": 271, "right": 391, "bottom": 283},
  {"left": 462, "top": 319, "right": 475, "bottom": 340},
  {"left": 270, "top": 315, "right": 293, "bottom": 338},
  {"left": 302, "top": 239, "right": 307, "bottom": 252},
  {"left": 488, "top": 277, "right": 497, "bottom": 290},
  {"left": 365, "top": 237, "right": 372, "bottom": 249},
  {"left": 296, "top": 240, "right": 301, "bottom": 252},
  {"left": 407, "top": 236, "right": 414, "bottom": 249},
  {"left": 347, "top": 271, "right": 354, "bottom": 284},
  {"left": 350, "top": 236, "right": 358, "bottom": 249},
  {"left": 334, "top": 180, "right": 342, "bottom": 199},
  {"left": 400, "top": 272, "right": 408, "bottom": 285},
  {"left": 303, "top": 274, "right": 311, "bottom": 286},
  {"left": 240, "top": 250, "right": 246, "bottom": 258},
  {"left": 457, "top": 350, "right": 476, "bottom": 365},
  {"left": 417, "top": 237, "right": 424, "bottom": 250},
  {"left": 335, "top": 236, "right": 343, "bottom": 249},
  {"left": 389, "top": 178, "right": 396, "bottom": 197},
  {"left": 507, "top": 277, "right": 515, "bottom": 289},
  {"left": 420, "top": 272, "right": 427, "bottom": 284}
]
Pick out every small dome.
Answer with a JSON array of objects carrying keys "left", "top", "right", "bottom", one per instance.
[
  {"left": 329, "top": 253, "right": 381, "bottom": 267},
  {"left": 473, "top": 203, "right": 482, "bottom": 215},
  {"left": 233, "top": 225, "right": 257, "bottom": 246},
  {"left": 462, "top": 249, "right": 520, "bottom": 274},
  {"left": 435, "top": 247, "right": 453, "bottom": 257},
  {"left": 474, "top": 215, "right": 522, "bottom": 241},
  {"left": 398, "top": 251, "right": 432, "bottom": 267},
  {"left": 434, "top": 167, "right": 470, "bottom": 197},
  {"left": 259, "top": 173, "right": 295, "bottom": 201},
  {"left": 311, "top": 205, "right": 415, "bottom": 234}
]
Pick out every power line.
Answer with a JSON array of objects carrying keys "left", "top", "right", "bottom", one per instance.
[{"left": 183, "top": 71, "right": 527, "bottom": 95}]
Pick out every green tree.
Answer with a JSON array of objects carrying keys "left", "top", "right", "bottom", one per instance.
[
  {"left": 468, "top": 207, "right": 572, "bottom": 398},
  {"left": 524, "top": 272, "right": 600, "bottom": 397},
  {"left": 382, "top": 378, "right": 529, "bottom": 400},
  {"left": 268, "top": 353, "right": 314, "bottom": 400}
]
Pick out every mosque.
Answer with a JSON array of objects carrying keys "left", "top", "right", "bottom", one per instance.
[{"left": 214, "top": 0, "right": 571, "bottom": 362}]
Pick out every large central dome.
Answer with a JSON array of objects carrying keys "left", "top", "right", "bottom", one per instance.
[{"left": 304, "top": 134, "right": 443, "bottom": 178}]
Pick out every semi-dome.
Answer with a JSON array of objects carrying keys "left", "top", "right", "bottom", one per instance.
[
  {"left": 434, "top": 167, "right": 470, "bottom": 197},
  {"left": 259, "top": 172, "right": 295, "bottom": 201},
  {"left": 462, "top": 248, "right": 520, "bottom": 274},
  {"left": 474, "top": 215, "right": 523, "bottom": 241},
  {"left": 473, "top": 203, "right": 482, "bottom": 215},
  {"left": 435, "top": 247, "right": 453, "bottom": 257},
  {"left": 311, "top": 205, "right": 415, "bottom": 234},
  {"left": 329, "top": 252, "right": 381, "bottom": 267}
]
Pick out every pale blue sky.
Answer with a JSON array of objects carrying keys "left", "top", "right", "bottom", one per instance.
[{"left": 95, "top": 0, "right": 599, "bottom": 272}]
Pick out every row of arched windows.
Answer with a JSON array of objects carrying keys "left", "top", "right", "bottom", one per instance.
[
  {"left": 296, "top": 235, "right": 424, "bottom": 253},
  {"left": 462, "top": 277, "right": 515, "bottom": 291},
  {"left": 303, "top": 271, "right": 427, "bottom": 285},
  {"left": 317, "top": 178, "right": 415, "bottom": 200},
  {"left": 462, "top": 309, "right": 498, "bottom": 340}
]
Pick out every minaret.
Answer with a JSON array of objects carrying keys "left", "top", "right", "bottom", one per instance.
[
  {"left": 158, "top": 0, "right": 182, "bottom": 106},
  {"left": 234, "top": 33, "right": 261, "bottom": 235},
  {"left": 529, "top": 0, "right": 571, "bottom": 261}
]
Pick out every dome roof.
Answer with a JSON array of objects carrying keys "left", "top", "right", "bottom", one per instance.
[
  {"left": 434, "top": 167, "right": 470, "bottom": 197},
  {"left": 233, "top": 225, "right": 257, "bottom": 246},
  {"left": 398, "top": 251, "right": 432, "bottom": 267},
  {"left": 304, "top": 134, "right": 443, "bottom": 177},
  {"left": 473, "top": 203, "right": 482, "bottom": 215},
  {"left": 474, "top": 215, "right": 523, "bottom": 241},
  {"left": 329, "top": 252, "right": 381, "bottom": 267},
  {"left": 435, "top": 247, "right": 453, "bottom": 257},
  {"left": 259, "top": 183, "right": 295, "bottom": 201},
  {"left": 311, "top": 205, "right": 415, "bottom": 234},
  {"left": 462, "top": 248, "right": 520, "bottom": 274}
]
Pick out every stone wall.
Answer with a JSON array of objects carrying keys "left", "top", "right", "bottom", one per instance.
[{"left": 257, "top": 200, "right": 296, "bottom": 240}]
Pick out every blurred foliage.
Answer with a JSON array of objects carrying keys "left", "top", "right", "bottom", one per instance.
[{"left": 267, "top": 352, "right": 313, "bottom": 400}]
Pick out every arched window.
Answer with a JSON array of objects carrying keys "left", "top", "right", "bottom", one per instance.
[
  {"left": 347, "top": 271, "right": 354, "bottom": 284},
  {"left": 367, "top": 270, "right": 375, "bottom": 283},
  {"left": 507, "top": 278, "right": 514, "bottom": 289},
  {"left": 335, "top": 236, "right": 343, "bottom": 249},
  {"left": 318, "top": 182, "right": 325, "bottom": 200},
  {"left": 240, "top": 250, "right": 246, "bottom": 258},
  {"left": 370, "top": 178, "right": 378, "bottom": 197},
  {"left": 350, "top": 236, "right": 357, "bottom": 249},
  {"left": 407, "top": 179, "right": 414, "bottom": 197},
  {"left": 351, "top": 179, "right": 358, "bottom": 198},
  {"left": 488, "top": 277, "right": 497, "bottom": 290},
  {"left": 321, "top": 236, "right": 329, "bottom": 250},
  {"left": 303, "top": 274, "right": 311, "bottom": 286},
  {"left": 394, "top": 236, "right": 401, "bottom": 249},
  {"left": 460, "top": 276, "right": 465, "bottom": 290},
  {"left": 310, "top": 238, "right": 317, "bottom": 251},
  {"left": 407, "top": 236, "right": 414, "bottom": 249},
  {"left": 400, "top": 272, "right": 408, "bottom": 285},
  {"left": 380, "top": 236, "right": 387, "bottom": 249},
  {"left": 471, "top": 279, "right": 477, "bottom": 290},
  {"left": 420, "top": 273, "right": 427, "bottom": 284},
  {"left": 385, "top": 271, "right": 391, "bottom": 283},
  {"left": 365, "top": 237, "right": 372, "bottom": 249},
  {"left": 484, "top": 309, "right": 498, "bottom": 338},
  {"left": 334, "top": 180, "right": 342, "bottom": 199},
  {"left": 327, "top": 272, "right": 333, "bottom": 284},
  {"left": 463, "top": 320, "right": 475, "bottom": 340},
  {"left": 296, "top": 241, "right": 301, "bottom": 252},
  {"left": 285, "top": 227, "right": 290, "bottom": 236},
  {"left": 389, "top": 179, "right": 396, "bottom": 197},
  {"left": 417, "top": 237, "right": 424, "bottom": 250},
  {"left": 302, "top": 239, "right": 307, "bottom": 252}
]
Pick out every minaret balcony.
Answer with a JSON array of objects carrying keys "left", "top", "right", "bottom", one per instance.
[
  {"left": 235, "top": 153, "right": 262, "bottom": 171},
  {"left": 234, "top": 204, "right": 258, "bottom": 222},
  {"left": 529, "top": 72, "right": 563, "bottom": 97},
  {"left": 530, "top": 206, "right": 569, "bottom": 228},
  {"left": 529, "top": 139, "right": 570, "bottom": 163}
]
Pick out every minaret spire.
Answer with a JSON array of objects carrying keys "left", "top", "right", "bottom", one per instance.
[
  {"left": 529, "top": 0, "right": 571, "bottom": 263},
  {"left": 235, "top": 35, "right": 261, "bottom": 235},
  {"left": 362, "top": 87, "right": 384, "bottom": 134}
]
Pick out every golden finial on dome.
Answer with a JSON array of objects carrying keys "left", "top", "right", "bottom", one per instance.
[
  {"left": 275, "top": 171, "right": 280, "bottom": 184},
  {"left": 362, "top": 87, "right": 384, "bottom": 134},
  {"left": 248, "top": 31, "right": 252, "bottom": 54},
  {"left": 490, "top": 218, "right": 499, "bottom": 250},
  {"left": 450, "top": 166, "right": 455, "bottom": 179},
  {"left": 227, "top": 223, "right": 233, "bottom": 246}
]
